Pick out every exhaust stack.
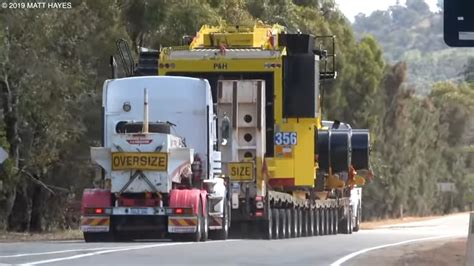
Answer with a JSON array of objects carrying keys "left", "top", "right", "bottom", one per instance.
[{"left": 143, "top": 88, "right": 149, "bottom": 133}]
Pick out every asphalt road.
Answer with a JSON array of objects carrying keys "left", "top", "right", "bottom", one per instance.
[{"left": 0, "top": 213, "right": 469, "bottom": 266}]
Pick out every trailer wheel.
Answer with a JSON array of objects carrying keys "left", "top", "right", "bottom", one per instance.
[
  {"left": 285, "top": 209, "right": 292, "bottom": 238},
  {"left": 291, "top": 208, "right": 298, "bottom": 238},
  {"left": 308, "top": 209, "right": 315, "bottom": 236},
  {"left": 279, "top": 209, "right": 287, "bottom": 239},
  {"left": 272, "top": 208, "right": 280, "bottom": 239},
  {"left": 262, "top": 205, "right": 273, "bottom": 240},
  {"left": 338, "top": 207, "right": 351, "bottom": 234},
  {"left": 297, "top": 209, "right": 303, "bottom": 237},
  {"left": 349, "top": 208, "right": 353, "bottom": 234},
  {"left": 318, "top": 208, "right": 326, "bottom": 236},
  {"left": 313, "top": 208, "right": 319, "bottom": 236},
  {"left": 332, "top": 208, "right": 339, "bottom": 235},
  {"left": 325, "top": 208, "right": 330, "bottom": 235},
  {"left": 353, "top": 205, "right": 361, "bottom": 232}
]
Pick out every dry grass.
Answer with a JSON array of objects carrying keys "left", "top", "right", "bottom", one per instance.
[
  {"left": 360, "top": 215, "right": 441, "bottom": 230},
  {"left": 0, "top": 229, "right": 83, "bottom": 242}
]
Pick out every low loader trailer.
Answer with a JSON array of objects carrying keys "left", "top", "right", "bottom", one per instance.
[{"left": 82, "top": 22, "right": 372, "bottom": 241}]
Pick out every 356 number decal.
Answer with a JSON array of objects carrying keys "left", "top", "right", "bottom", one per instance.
[{"left": 274, "top": 132, "right": 297, "bottom": 145}]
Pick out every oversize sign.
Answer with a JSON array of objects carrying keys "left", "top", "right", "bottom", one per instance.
[
  {"left": 111, "top": 152, "right": 168, "bottom": 171},
  {"left": 228, "top": 162, "right": 253, "bottom": 181}
]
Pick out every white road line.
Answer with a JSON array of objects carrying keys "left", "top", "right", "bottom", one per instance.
[
  {"left": 21, "top": 240, "right": 237, "bottom": 265},
  {"left": 0, "top": 247, "right": 112, "bottom": 258},
  {"left": 330, "top": 234, "right": 459, "bottom": 266}
]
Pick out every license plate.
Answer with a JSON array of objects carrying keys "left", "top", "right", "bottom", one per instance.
[
  {"left": 111, "top": 152, "right": 168, "bottom": 171},
  {"left": 228, "top": 162, "right": 253, "bottom": 181},
  {"left": 130, "top": 208, "right": 152, "bottom": 215}
]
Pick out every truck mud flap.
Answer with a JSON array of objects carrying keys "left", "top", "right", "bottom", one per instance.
[
  {"left": 81, "top": 216, "right": 110, "bottom": 232},
  {"left": 168, "top": 216, "right": 198, "bottom": 233},
  {"left": 209, "top": 216, "right": 223, "bottom": 230}
]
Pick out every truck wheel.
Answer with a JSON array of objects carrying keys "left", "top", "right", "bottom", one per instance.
[
  {"left": 285, "top": 209, "right": 292, "bottom": 238},
  {"left": 314, "top": 208, "right": 320, "bottom": 236},
  {"left": 193, "top": 201, "right": 202, "bottom": 242},
  {"left": 308, "top": 209, "right": 315, "bottom": 236},
  {"left": 263, "top": 207, "right": 273, "bottom": 240},
  {"left": 338, "top": 207, "right": 351, "bottom": 234},
  {"left": 279, "top": 209, "right": 287, "bottom": 239},
  {"left": 211, "top": 197, "right": 230, "bottom": 240},
  {"left": 319, "top": 208, "right": 325, "bottom": 235},
  {"left": 201, "top": 200, "right": 208, "bottom": 242},
  {"left": 297, "top": 209, "right": 303, "bottom": 237},
  {"left": 353, "top": 206, "right": 361, "bottom": 232},
  {"left": 333, "top": 208, "right": 339, "bottom": 235},
  {"left": 349, "top": 208, "right": 353, "bottom": 234},
  {"left": 83, "top": 232, "right": 113, "bottom": 242},
  {"left": 272, "top": 208, "right": 280, "bottom": 239},
  {"left": 302, "top": 209, "right": 309, "bottom": 237},
  {"left": 326, "top": 208, "right": 331, "bottom": 235},
  {"left": 291, "top": 208, "right": 298, "bottom": 238}
]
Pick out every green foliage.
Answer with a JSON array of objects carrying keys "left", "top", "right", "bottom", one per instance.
[{"left": 353, "top": 1, "right": 474, "bottom": 94}]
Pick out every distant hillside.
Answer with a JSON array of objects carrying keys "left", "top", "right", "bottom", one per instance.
[{"left": 352, "top": 0, "right": 474, "bottom": 94}]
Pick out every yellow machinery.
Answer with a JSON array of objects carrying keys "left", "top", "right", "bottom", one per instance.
[{"left": 131, "top": 22, "right": 371, "bottom": 239}]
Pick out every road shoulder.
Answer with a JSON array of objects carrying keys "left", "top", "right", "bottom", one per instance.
[{"left": 347, "top": 237, "right": 466, "bottom": 266}]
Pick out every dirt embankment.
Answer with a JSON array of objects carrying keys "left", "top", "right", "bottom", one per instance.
[
  {"left": 0, "top": 230, "right": 82, "bottom": 242},
  {"left": 361, "top": 215, "right": 446, "bottom": 230}
]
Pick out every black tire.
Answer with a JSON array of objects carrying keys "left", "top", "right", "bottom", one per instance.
[
  {"left": 338, "top": 207, "right": 351, "bottom": 234},
  {"left": 324, "top": 208, "right": 332, "bottom": 235},
  {"left": 193, "top": 201, "right": 203, "bottom": 242},
  {"left": 263, "top": 207, "right": 273, "bottom": 240},
  {"left": 319, "top": 208, "right": 325, "bottom": 235},
  {"left": 302, "top": 209, "right": 309, "bottom": 237},
  {"left": 296, "top": 209, "right": 302, "bottom": 237},
  {"left": 279, "top": 209, "right": 287, "bottom": 239},
  {"left": 83, "top": 232, "right": 113, "bottom": 242},
  {"left": 291, "top": 208, "right": 298, "bottom": 238},
  {"left": 333, "top": 208, "right": 339, "bottom": 235},
  {"left": 353, "top": 205, "right": 361, "bottom": 232},
  {"left": 286, "top": 209, "right": 292, "bottom": 238},
  {"left": 308, "top": 209, "right": 315, "bottom": 236},
  {"left": 314, "top": 208, "right": 320, "bottom": 236},
  {"left": 201, "top": 200, "right": 209, "bottom": 242},
  {"left": 272, "top": 208, "right": 280, "bottom": 239},
  {"left": 349, "top": 208, "right": 353, "bottom": 234}
]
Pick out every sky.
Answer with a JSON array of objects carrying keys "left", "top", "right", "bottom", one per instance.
[{"left": 335, "top": 0, "right": 439, "bottom": 22}]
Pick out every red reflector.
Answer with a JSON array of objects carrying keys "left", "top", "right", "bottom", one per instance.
[
  {"left": 255, "top": 211, "right": 264, "bottom": 217},
  {"left": 174, "top": 208, "right": 184, "bottom": 214},
  {"left": 95, "top": 208, "right": 104, "bottom": 214},
  {"left": 255, "top": 196, "right": 263, "bottom": 201}
]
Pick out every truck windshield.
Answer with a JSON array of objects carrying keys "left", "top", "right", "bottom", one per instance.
[{"left": 115, "top": 121, "right": 171, "bottom": 134}]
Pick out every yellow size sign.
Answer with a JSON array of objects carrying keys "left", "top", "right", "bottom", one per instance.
[
  {"left": 111, "top": 152, "right": 168, "bottom": 171},
  {"left": 228, "top": 162, "right": 254, "bottom": 181}
]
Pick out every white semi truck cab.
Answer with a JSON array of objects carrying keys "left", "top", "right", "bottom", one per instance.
[{"left": 81, "top": 76, "right": 230, "bottom": 242}]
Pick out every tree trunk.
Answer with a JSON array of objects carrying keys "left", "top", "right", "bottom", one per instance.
[
  {"left": 1, "top": 73, "right": 21, "bottom": 231},
  {"left": 0, "top": 187, "right": 16, "bottom": 230}
]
